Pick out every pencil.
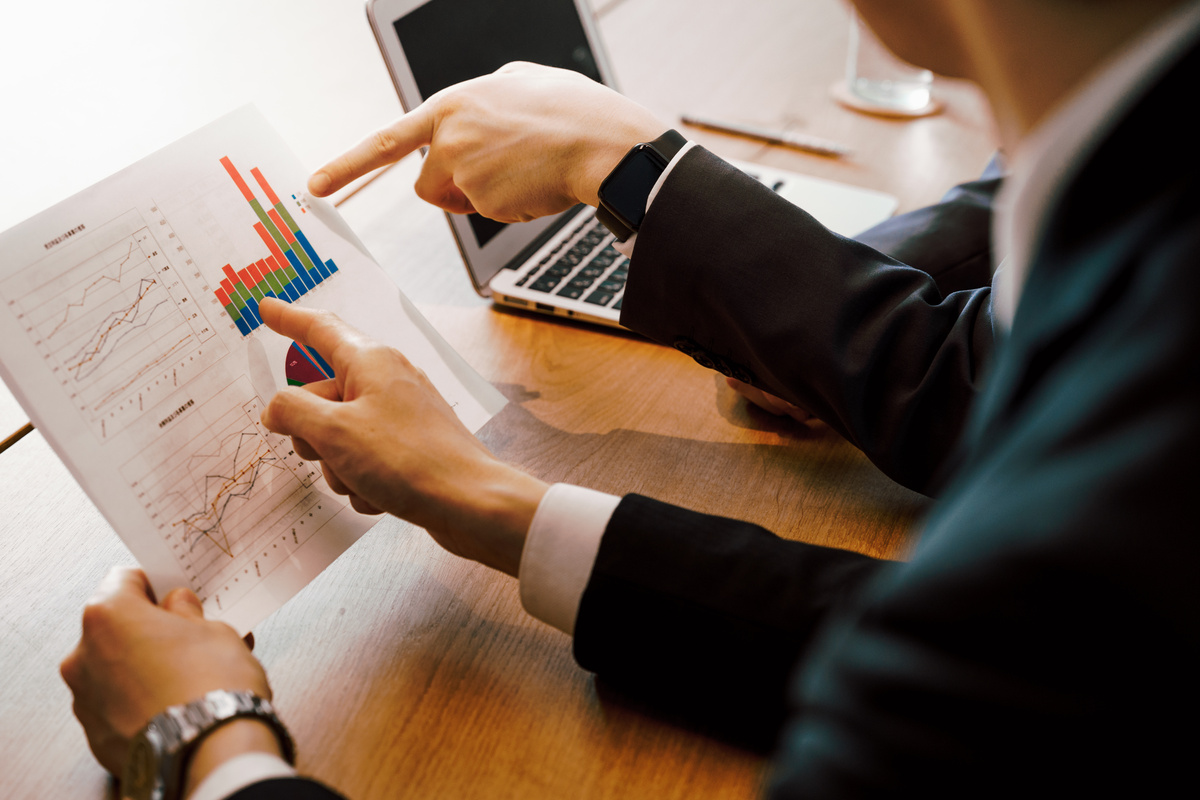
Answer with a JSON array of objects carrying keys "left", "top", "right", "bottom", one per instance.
[{"left": 681, "top": 114, "right": 852, "bottom": 158}]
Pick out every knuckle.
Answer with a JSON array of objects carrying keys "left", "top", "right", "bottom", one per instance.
[
  {"left": 309, "top": 307, "right": 343, "bottom": 327},
  {"left": 367, "top": 129, "right": 400, "bottom": 160},
  {"left": 380, "top": 343, "right": 414, "bottom": 370},
  {"left": 431, "top": 89, "right": 465, "bottom": 117},
  {"left": 59, "top": 651, "right": 80, "bottom": 685},
  {"left": 413, "top": 174, "right": 443, "bottom": 204},
  {"left": 80, "top": 599, "right": 113, "bottom": 637}
]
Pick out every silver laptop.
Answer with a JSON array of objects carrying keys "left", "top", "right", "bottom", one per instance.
[{"left": 366, "top": 0, "right": 897, "bottom": 328}]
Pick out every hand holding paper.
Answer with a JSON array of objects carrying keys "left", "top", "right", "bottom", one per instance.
[{"left": 259, "top": 298, "right": 547, "bottom": 578}]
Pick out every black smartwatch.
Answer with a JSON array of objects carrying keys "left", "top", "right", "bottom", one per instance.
[{"left": 596, "top": 129, "right": 687, "bottom": 242}]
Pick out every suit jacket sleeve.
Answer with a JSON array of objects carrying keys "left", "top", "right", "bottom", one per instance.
[
  {"left": 573, "top": 494, "right": 890, "bottom": 746},
  {"left": 227, "top": 778, "right": 345, "bottom": 799},
  {"left": 853, "top": 159, "right": 1002, "bottom": 296},
  {"left": 622, "top": 147, "right": 996, "bottom": 493}
]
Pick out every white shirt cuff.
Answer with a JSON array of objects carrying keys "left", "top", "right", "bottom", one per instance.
[
  {"left": 187, "top": 752, "right": 297, "bottom": 800},
  {"left": 612, "top": 140, "right": 696, "bottom": 259},
  {"left": 518, "top": 483, "right": 621, "bottom": 635}
]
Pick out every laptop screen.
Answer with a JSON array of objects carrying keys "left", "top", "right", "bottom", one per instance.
[{"left": 392, "top": 0, "right": 603, "bottom": 249}]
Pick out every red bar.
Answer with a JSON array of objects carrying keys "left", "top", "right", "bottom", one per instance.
[
  {"left": 221, "top": 264, "right": 239, "bottom": 284},
  {"left": 250, "top": 167, "right": 281, "bottom": 206},
  {"left": 267, "top": 208, "right": 296, "bottom": 242},
  {"left": 220, "top": 277, "right": 235, "bottom": 295},
  {"left": 216, "top": 287, "right": 231, "bottom": 305},
  {"left": 237, "top": 267, "right": 255, "bottom": 290},
  {"left": 254, "top": 222, "right": 289, "bottom": 269},
  {"left": 248, "top": 261, "right": 266, "bottom": 284},
  {"left": 220, "top": 157, "right": 257, "bottom": 203},
  {"left": 267, "top": 255, "right": 284, "bottom": 275}
]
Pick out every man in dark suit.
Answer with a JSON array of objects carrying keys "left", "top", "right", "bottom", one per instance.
[{"left": 61, "top": 0, "right": 1199, "bottom": 798}]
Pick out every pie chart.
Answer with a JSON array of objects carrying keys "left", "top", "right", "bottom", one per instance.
[{"left": 285, "top": 341, "right": 335, "bottom": 386}]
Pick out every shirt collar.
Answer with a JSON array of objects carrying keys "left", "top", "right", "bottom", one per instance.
[{"left": 992, "top": 1, "right": 1200, "bottom": 326}]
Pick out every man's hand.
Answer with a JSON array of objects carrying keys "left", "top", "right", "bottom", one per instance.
[
  {"left": 258, "top": 298, "right": 548, "bottom": 577},
  {"left": 60, "top": 568, "right": 275, "bottom": 780},
  {"left": 727, "top": 377, "right": 814, "bottom": 424},
  {"left": 308, "top": 62, "right": 666, "bottom": 222}
]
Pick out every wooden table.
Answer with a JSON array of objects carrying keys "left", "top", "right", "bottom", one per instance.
[{"left": 0, "top": 1, "right": 995, "bottom": 797}]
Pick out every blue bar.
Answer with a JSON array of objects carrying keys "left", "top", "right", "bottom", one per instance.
[
  {"left": 310, "top": 348, "right": 335, "bottom": 378},
  {"left": 234, "top": 316, "right": 252, "bottom": 336},
  {"left": 285, "top": 250, "right": 315, "bottom": 290},
  {"left": 245, "top": 297, "right": 262, "bottom": 328},
  {"left": 295, "top": 231, "right": 330, "bottom": 280},
  {"left": 325, "top": 259, "right": 338, "bottom": 274}
]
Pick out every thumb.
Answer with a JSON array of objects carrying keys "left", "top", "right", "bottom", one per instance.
[
  {"left": 162, "top": 587, "right": 205, "bottom": 619},
  {"left": 261, "top": 384, "right": 337, "bottom": 448}
]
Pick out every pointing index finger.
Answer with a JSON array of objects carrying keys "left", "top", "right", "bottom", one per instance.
[
  {"left": 257, "top": 298, "right": 364, "bottom": 382},
  {"left": 309, "top": 104, "right": 436, "bottom": 196}
]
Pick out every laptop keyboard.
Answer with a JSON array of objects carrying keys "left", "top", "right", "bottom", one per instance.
[
  {"left": 511, "top": 170, "right": 788, "bottom": 314},
  {"left": 516, "top": 216, "right": 628, "bottom": 311}
]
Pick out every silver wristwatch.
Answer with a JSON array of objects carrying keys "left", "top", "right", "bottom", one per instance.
[{"left": 122, "top": 689, "right": 295, "bottom": 800}]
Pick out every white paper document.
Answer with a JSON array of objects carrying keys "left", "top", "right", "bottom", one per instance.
[{"left": 0, "top": 107, "right": 506, "bottom": 634}]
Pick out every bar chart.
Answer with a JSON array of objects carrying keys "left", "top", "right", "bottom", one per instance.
[{"left": 214, "top": 156, "right": 339, "bottom": 335}]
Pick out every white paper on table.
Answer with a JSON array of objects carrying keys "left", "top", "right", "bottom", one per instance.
[{"left": 0, "top": 106, "right": 506, "bottom": 634}]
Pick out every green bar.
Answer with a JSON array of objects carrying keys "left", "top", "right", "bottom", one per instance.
[
  {"left": 270, "top": 257, "right": 301, "bottom": 287},
  {"left": 232, "top": 283, "right": 254, "bottom": 309},
  {"left": 274, "top": 202, "right": 300, "bottom": 233},
  {"left": 272, "top": 273, "right": 295, "bottom": 298},
  {"left": 272, "top": 202, "right": 324, "bottom": 278},
  {"left": 262, "top": 269, "right": 285, "bottom": 296},
  {"left": 223, "top": 302, "right": 242, "bottom": 322},
  {"left": 290, "top": 244, "right": 320, "bottom": 279},
  {"left": 283, "top": 263, "right": 302, "bottom": 286},
  {"left": 251, "top": 199, "right": 290, "bottom": 252}
]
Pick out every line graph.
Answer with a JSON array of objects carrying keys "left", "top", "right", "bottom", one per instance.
[
  {"left": 175, "top": 428, "right": 281, "bottom": 558},
  {"left": 46, "top": 238, "right": 141, "bottom": 339},
  {"left": 123, "top": 387, "right": 331, "bottom": 608},
  {"left": 1, "top": 211, "right": 220, "bottom": 439},
  {"left": 63, "top": 274, "right": 171, "bottom": 381}
]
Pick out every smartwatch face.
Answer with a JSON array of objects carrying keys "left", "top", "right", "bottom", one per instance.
[{"left": 604, "top": 146, "right": 666, "bottom": 229}]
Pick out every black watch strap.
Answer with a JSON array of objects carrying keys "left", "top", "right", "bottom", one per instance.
[{"left": 596, "top": 129, "right": 687, "bottom": 242}]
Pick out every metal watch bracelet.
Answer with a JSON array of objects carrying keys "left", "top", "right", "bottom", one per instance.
[{"left": 122, "top": 689, "right": 295, "bottom": 800}]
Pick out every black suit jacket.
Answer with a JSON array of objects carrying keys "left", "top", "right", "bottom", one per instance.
[
  {"left": 228, "top": 778, "right": 341, "bottom": 799},
  {"left": 854, "top": 153, "right": 1002, "bottom": 299},
  {"left": 624, "top": 148, "right": 999, "bottom": 495},
  {"left": 576, "top": 36, "right": 1200, "bottom": 800}
]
